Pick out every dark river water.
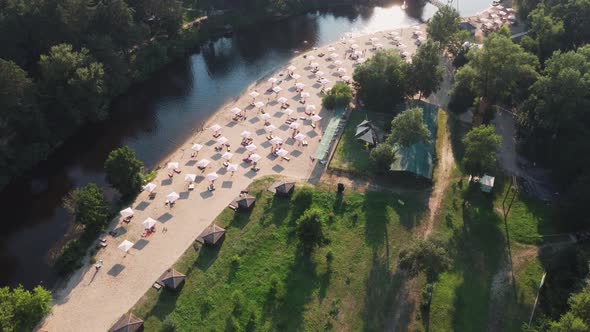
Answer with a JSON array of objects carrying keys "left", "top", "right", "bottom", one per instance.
[{"left": 0, "top": 1, "right": 491, "bottom": 289}]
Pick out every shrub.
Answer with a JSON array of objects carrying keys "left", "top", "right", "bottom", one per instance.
[
  {"left": 0, "top": 285, "right": 52, "bottom": 332},
  {"left": 322, "top": 83, "right": 352, "bottom": 109},
  {"left": 398, "top": 237, "right": 452, "bottom": 280},
  {"left": 292, "top": 186, "right": 314, "bottom": 214},
  {"left": 370, "top": 143, "right": 396, "bottom": 173},
  {"left": 296, "top": 208, "right": 326, "bottom": 252}
]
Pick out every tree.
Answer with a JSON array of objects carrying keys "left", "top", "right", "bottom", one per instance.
[
  {"left": 104, "top": 146, "right": 144, "bottom": 197},
  {"left": 63, "top": 183, "right": 110, "bottom": 230},
  {"left": 39, "top": 44, "right": 107, "bottom": 128},
  {"left": 527, "top": 4, "right": 565, "bottom": 61},
  {"left": 426, "top": 5, "right": 461, "bottom": 47},
  {"left": 448, "top": 65, "right": 477, "bottom": 113},
  {"left": 353, "top": 49, "right": 410, "bottom": 112},
  {"left": 461, "top": 125, "right": 501, "bottom": 176},
  {"left": 388, "top": 108, "right": 431, "bottom": 147},
  {"left": 322, "top": 83, "right": 352, "bottom": 109},
  {"left": 409, "top": 40, "right": 444, "bottom": 99},
  {"left": 454, "top": 32, "right": 539, "bottom": 107},
  {"left": 296, "top": 208, "right": 326, "bottom": 252},
  {"left": 370, "top": 143, "right": 396, "bottom": 172},
  {"left": 398, "top": 237, "right": 451, "bottom": 280},
  {"left": 0, "top": 285, "right": 52, "bottom": 332}
]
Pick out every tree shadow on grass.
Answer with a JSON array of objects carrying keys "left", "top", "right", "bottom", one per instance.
[
  {"left": 229, "top": 209, "right": 253, "bottom": 229},
  {"left": 195, "top": 244, "right": 221, "bottom": 272},
  {"left": 266, "top": 196, "right": 291, "bottom": 227},
  {"left": 363, "top": 191, "right": 392, "bottom": 249},
  {"left": 269, "top": 251, "right": 319, "bottom": 331}
]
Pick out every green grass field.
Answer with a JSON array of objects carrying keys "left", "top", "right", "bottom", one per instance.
[
  {"left": 132, "top": 177, "right": 426, "bottom": 331},
  {"left": 329, "top": 111, "right": 374, "bottom": 174}
]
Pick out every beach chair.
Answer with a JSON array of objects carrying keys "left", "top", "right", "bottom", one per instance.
[
  {"left": 213, "top": 132, "right": 221, "bottom": 138},
  {"left": 302, "top": 140, "right": 308, "bottom": 146},
  {"left": 282, "top": 156, "right": 291, "bottom": 161}
]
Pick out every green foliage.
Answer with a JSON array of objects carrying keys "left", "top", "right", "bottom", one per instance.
[
  {"left": 63, "top": 183, "right": 110, "bottom": 230},
  {"left": 454, "top": 32, "right": 539, "bottom": 106},
  {"left": 370, "top": 142, "right": 396, "bottom": 172},
  {"left": 105, "top": 146, "right": 144, "bottom": 197},
  {"left": 292, "top": 186, "right": 314, "bottom": 214},
  {"left": 398, "top": 237, "right": 451, "bottom": 280},
  {"left": 387, "top": 107, "right": 431, "bottom": 147},
  {"left": 0, "top": 285, "right": 52, "bottom": 332},
  {"left": 409, "top": 40, "right": 444, "bottom": 98},
  {"left": 426, "top": 5, "right": 461, "bottom": 47},
  {"left": 296, "top": 208, "right": 326, "bottom": 252},
  {"left": 353, "top": 49, "right": 410, "bottom": 112},
  {"left": 543, "top": 285, "right": 590, "bottom": 332},
  {"left": 461, "top": 125, "right": 501, "bottom": 176},
  {"left": 321, "top": 83, "right": 352, "bottom": 109},
  {"left": 527, "top": 4, "right": 566, "bottom": 61},
  {"left": 448, "top": 65, "right": 477, "bottom": 113}
]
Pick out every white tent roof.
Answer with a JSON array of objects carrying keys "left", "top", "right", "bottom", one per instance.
[
  {"left": 260, "top": 113, "right": 271, "bottom": 121},
  {"left": 294, "top": 133, "right": 306, "bottom": 141},
  {"left": 306, "top": 105, "right": 316, "bottom": 111},
  {"left": 217, "top": 136, "right": 228, "bottom": 145},
  {"left": 272, "top": 86, "right": 282, "bottom": 93},
  {"left": 246, "top": 144, "right": 257, "bottom": 152},
  {"left": 227, "top": 163, "right": 238, "bottom": 172},
  {"left": 300, "top": 92, "right": 310, "bottom": 98},
  {"left": 221, "top": 152, "right": 233, "bottom": 160},
  {"left": 120, "top": 207, "right": 134, "bottom": 218},
  {"left": 209, "top": 124, "right": 221, "bottom": 132},
  {"left": 206, "top": 172, "right": 219, "bottom": 181},
  {"left": 311, "top": 115, "right": 322, "bottom": 122},
  {"left": 249, "top": 154, "right": 262, "bottom": 162},
  {"left": 291, "top": 73, "right": 301, "bottom": 80},
  {"left": 265, "top": 124, "right": 277, "bottom": 132},
  {"left": 230, "top": 107, "right": 242, "bottom": 115},
  {"left": 118, "top": 240, "right": 134, "bottom": 253},
  {"left": 270, "top": 137, "right": 283, "bottom": 145},
  {"left": 143, "top": 183, "right": 157, "bottom": 192},
  {"left": 142, "top": 217, "right": 157, "bottom": 229},
  {"left": 184, "top": 173, "right": 196, "bottom": 182},
  {"left": 295, "top": 82, "right": 306, "bottom": 89},
  {"left": 289, "top": 122, "right": 300, "bottom": 129},
  {"left": 167, "top": 162, "right": 179, "bottom": 170},
  {"left": 191, "top": 143, "right": 203, "bottom": 151},
  {"left": 240, "top": 130, "right": 251, "bottom": 138},
  {"left": 196, "top": 159, "right": 210, "bottom": 167},
  {"left": 254, "top": 101, "right": 265, "bottom": 108},
  {"left": 249, "top": 91, "right": 259, "bottom": 98},
  {"left": 277, "top": 96, "right": 288, "bottom": 104},
  {"left": 276, "top": 148, "right": 289, "bottom": 157},
  {"left": 283, "top": 108, "right": 294, "bottom": 115},
  {"left": 268, "top": 77, "right": 278, "bottom": 83},
  {"left": 166, "top": 192, "right": 180, "bottom": 203}
]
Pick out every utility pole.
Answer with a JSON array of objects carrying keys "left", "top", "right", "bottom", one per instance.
[{"left": 529, "top": 272, "right": 547, "bottom": 327}]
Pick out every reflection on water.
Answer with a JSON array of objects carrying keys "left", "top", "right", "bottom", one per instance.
[{"left": 0, "top": 1, "right": 491, "bottom": 288}]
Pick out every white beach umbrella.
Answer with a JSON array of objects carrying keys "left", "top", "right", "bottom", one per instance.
[
  {"left": 209, "top": 124, "right": 222, "bottom": 132},
  {"left": 206, "top": 172, "right": 219, "bottom": 182},
  {"left": 498, "top": 11, "right": 507, "bottom": 16},
  {"left": 249, "top": 154, "right": 262, "bottom": 162},
  {"left": 401, "top": 51, "right": 410, "bottom": 58},
  {"left": 394, "top": 36, "right": 402, "bottom": 41},
  {"left": 414, "top": 30, "right": 423, "bottom": 36},
  {"left": 196, "top": 159, "right": 210, "bottom": 168},
  {"left": 496, "top": 5, "right": 504, "bottom": 10},
  {"left": 276, "top": 149, "right": 289, "bottom": 157},
  {"left": 341, "top": 75, "right": 351, "bottom": 81},
  {"left": 287, "top": 65, "right": 296, "bottom": 71},
  {"left": 370, "top": 37, "right": 379, "bottom": 42},
  {"left": 230, "top": 107, "right": 242, "bottom": 115},
  {"left": 118, "top": 240, "right": 134, "bottom": 253},
  {"left": 310, "top": 62, "right": 319, "bottom": 68},
  {"left": 389, "top": 31, "right": 399, "bottom": 36},
  {"left": 289, "top": 122, "right": 300, "bottom": 129},
  {"left": 142, "top": 218, "right": 157, "bottom": 229},
  {"left": 245, "top": 144, "right": 257, "bottom": 152},
  {"left": 375, "top": 43, "right": 384, "bottom": 48},
  {"left": 217, "top": 136, "right": 228, "bottom": 145},
  {"left": 265, "top": 124, "right": 277, "bottom": 132},
  {"left": 283, "top": 108, "right": 294, "bottom": 115},
  {"left": 221, "top": 152, "right": 233, "bottom": 160},
  {"left": 417, "top": 36, "right": 426, "bottom": 42},
  {"left": 291, "top": 73, "right": 301, "bottom": 80},
  {"left": 143, "top": 182, "right": 156, "bottom": 192},
  {"left": 330, "top": 52, "right": 339, "bottom": 59},
  {"left": 254, "top": 101, "right": 265, "bottom": 108},
  {"left": 167, "top": 162, "right": 179, "bottom": 170},
  {"left": 334, "top": 60, "right": 343, "bottom": 66},
  {"left": 249, "top": 91, "right": 260, "bottom": 99},
  {"left": 294, "top": 133, "right": 306, "bottom": 141},
  {"left": 240, "top": 131, "right": 252, "bottom": 138},
  {"left": 306, "top": 105, "right": 317, "bottom": 112},
  {"left": 356, "top": 58, "right": 366, "bottom": 64},
  {"left": 350, "top": 44, "right": 359, "bottom": 49},
  {"left": 311, "top": 115, "right": 322, "bottom": 122},
  {"left": 191, "top": 143, "right": 203, "bottom": 151},
  {"left": 507, "top": 15, "right": 516, "bottom": 20},
  {"left": 277, "top": 96, "right": 288, "bottom": 104},
  {"left": 295, "top": 82, "right": 306, "bottom": 90},
  {"left": 320, "top": 78, "right": 330, "bottom": 85},
  {"left": 270, "top": 137, "right": 283, "bottom": 145},
  {"left": 268, "top": 77, "right": 278, "bottom": 84},
  {"left": 327, "top": 46, "right": 336, "bottom": 52},
  {"left": 300, "top": 92, "right": 310, "bottom": 98},
  {"left": 272, "top": 86, "right": 282, "bottom": 93},
  {"left": 120, "top": 207, "right": 134, "bottom": 218},
  {"left": 491, "top": 13, "right": 499, "bottom": 19},
  {"left": 337, "top": 67, "right": 347, "bottom": 73},
  {"left": 227, "top": 163, "right": 238, "bottom": 172},
  {"left": 494, "top": 19, "right": 503, "bottom": 25},
  {"left": 315, "top": 71, "right": 324, "bottom": 77},
  {"left": 307, "top": 55, "right": 315, "bottom": 61},
  {"left": 260, "top": 113, "right": 271, "bottom": 121},
  {"left": 185, "top": 173, "right": 196, "bottom": 182},
  {"left": 166, "top": 192, "right": 180, "bottom": 203}
]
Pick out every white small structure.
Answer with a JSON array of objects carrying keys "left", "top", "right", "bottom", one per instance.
[
  {"left": 246, "top": 144, "right": 257, "bottom": 152},
  {"left": 294, "top": 133, "right": 306, "bottom": 141},
  {"left": 277, "top": 96, "right": 288, "bottom": 104},
  {"left": 265, "top": 124, "right": 277, "bottom": 132},
  {"left": 118, "top": 240, "right": 134, "bottom": 253},
  {"left": 254, "top": 101, "right": 265, "bottom": 108},
  {"left": 209, "top": 124, "right": 222, "bottom": 132},
  {"left": 227, "top": 163, "right": 238, "bottom": 173},
  {"left": 287, "top": 65, "right": 296, "bottom": 72},
  {"left": 206, "top": 172, "right": 219, "bottom": 182},
  {"left": 142, "top": 217, "right": 157, "bottom": 229},
  {"left": 272, "top": 86, "right": 282, "bottom": 93},
  {"left": 191, "top": 144, "right": 203, "bottom": 152},
  {"left": 240, "top": 131, "right": 251, "bottom": 138},
  {"left": 166, "top": 192, "right": 180, "bottom": 203},
  {"left": 217, "top": 136, "right": 228, "bottom": 145},
  {"left": 222, "top": 152, "right": 234, "bottom": 160},
  {"left": 196, "top": 159, "right": 210, "bottom": 168},
  {"left": 249, "top": 91, "right": 260, "bottom": 99},
  {"left": 143, "top": 183, "right": 157, "bottom": 192},
  {"left": 480, "top": 174, "right": 495, "bottom": 193},
  {"left": 184, "top": 173, "right": 197, "bottom": 182},
  {"left": 276, "top": 149, "right": 289, "bottom": 157},
  {"left": 271, "top": 137, "right": 283, "bottom": 145},
  {"left": 249, "top": 154, "right": 262, "bottom": 162},
  {"left": 230, "top": 107, "right": 242, "bottom": 115},
  {"left": 311, "top": 115, "right": 322, "bottom": 122},
  {"left": 267, "top": 77, "right": 278, "bottom": 84},
  {"left": 291, "top": 73, "right": 301, "bottom": 80},
  {"left": 167, "top": 162, "right": 179, "bottom": 170},
  {"left": 120, "top": 207, "right": 134, "bottom": 218}
]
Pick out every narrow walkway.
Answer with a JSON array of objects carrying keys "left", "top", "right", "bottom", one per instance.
[{"left": 313, "top": 107, "right": 345, "bottom": 160}]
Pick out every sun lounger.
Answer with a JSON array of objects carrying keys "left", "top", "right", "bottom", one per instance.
[
  {"left": 213, "top": 133, "right": 221, "bottom": 138},
  {"left": 152, "top": 282, "right": 162, "bottom": 291},
  {"left": 282, "top": 156, "right": 290, "bottom": 161},
  {"left": 311, "top": 123, "right": 316, "bottom": 128},
  {"left": 290, "top": 117, "right": 297, "bottom": 122},
  {"left": 174, "top": 169, "right": 181, "bottom": 174},
  {"left": 168, "top": 172, "right": 173, "bottom": 178},
  {"left": 188, "top": 183, "right": 195, "bottom": 191},
  {"left": 266, "top": 135, "right": 273, "bottom": 140},
  {"left": 302, "top": 140, "right": 308, "bottom": 146}
]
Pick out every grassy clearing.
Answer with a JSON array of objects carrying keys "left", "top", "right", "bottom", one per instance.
[
  {"left": 133, "top": 177, "right": 426, "bottom": 331},
  {"left": 329, "top": 111, "right": 373, "bottom": 174}
]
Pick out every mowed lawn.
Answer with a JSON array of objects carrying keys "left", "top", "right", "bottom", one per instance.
[
  {"left": 132, "top": 177, "right": 425, "bottom": 331},
  {"left": 329, "top": 111, "right": 373, "bottom": 174}
]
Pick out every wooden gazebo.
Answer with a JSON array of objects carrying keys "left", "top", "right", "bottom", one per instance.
[
  {"left": 229, "top": 194, "right": 256, "bottom": 211},
  {"left": 110, "top": 313, "right": 144, "bottom": 332},
  {"left": 159, "top": 268, "right": 186, "bottom": 290},
  {"left": 275, "top": 182, "right": 295, "bottom": 197},
  {"left": 196, "top": 224, "right": 226, "bottom": 246}
]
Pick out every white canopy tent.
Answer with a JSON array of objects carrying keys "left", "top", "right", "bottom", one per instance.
[
  {"left": 166, "top": 192, "right": 180, "bottom": 203},
  {"left": 184, "top": 173, "right": 196, "bottom": 182},
  {"left": 143, "top": 183, "right": 157, "bottom": 192},
  {"left": 118, "top": 240, "right": 134, "bottom": 253},
  {"left": 120, "top": 207, "right": 134, "bottom": 218},
  {"left": 142, "top": 217, "right": 157, "bottom": 229},
  {"left": 196, "top": 159, "right": 210, "bottom": 168}
]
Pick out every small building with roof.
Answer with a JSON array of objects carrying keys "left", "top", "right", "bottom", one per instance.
[
  {"left": 355, "top": 119, "right": 379, "bottom": 146},
  {"left": 480, "top": 174, "right": 495, "bottom": 193},
  {"left": 159, "top": 268, "right": 186, "bottom": 290},
  {"left": 110, "top": 313, "right": 144, "bottom": 332},
  {"left": 275, "top": 182, "right": 295, "bottom": 197},
  {"left": 389, "top": 102, "right": 438, "bottom": 181},
  {"left": 229, "top": 194, "right": 256, "bottom": 211},
  {"left": 196, "top": 224, "right": 226, "bottom": 246}
]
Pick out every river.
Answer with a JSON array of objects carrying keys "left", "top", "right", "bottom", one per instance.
[{"left": 0, "top": 0, "right": 491, "bottom": 289}]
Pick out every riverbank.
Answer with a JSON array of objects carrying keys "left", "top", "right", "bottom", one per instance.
[{"left": 39, "top": 22, "right": 427, "bottom": 331}]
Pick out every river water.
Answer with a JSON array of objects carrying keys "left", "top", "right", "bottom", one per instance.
[{"left": 0, "top": 0, "right": 491, "bottom": 289}]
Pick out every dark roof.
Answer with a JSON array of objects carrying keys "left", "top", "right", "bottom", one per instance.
[
  {"left": 357, "top": 119, "right": 371, "bottom": 128},
  {"left": 275, "top": 182, "right": 295, "bottom": 195},
  {"left": 355, "top": 125, "right": 371, "bottom": 137},
  {"left": 197, "top": 224, "right": 226, "bottom": 245},
  {"left": 110, "top": 313, "right": 144, "bottom": 332},
  {"left": 230, "top": 194, "right": 256, "bottom": 210},
  {"left": 160, "top": 268, "right": 186, "bottom": 290},
  {"left": 357, "top": 129, "right": 376, "bottom": 144}
]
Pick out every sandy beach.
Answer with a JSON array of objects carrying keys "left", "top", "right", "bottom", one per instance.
[{"left": 40, "top": 23, "right": 427, "bottom": 331}]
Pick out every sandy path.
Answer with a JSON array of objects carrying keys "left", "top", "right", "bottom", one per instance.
[{"left": 40, "top": 24, "right": 425, "bottom": 332}]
